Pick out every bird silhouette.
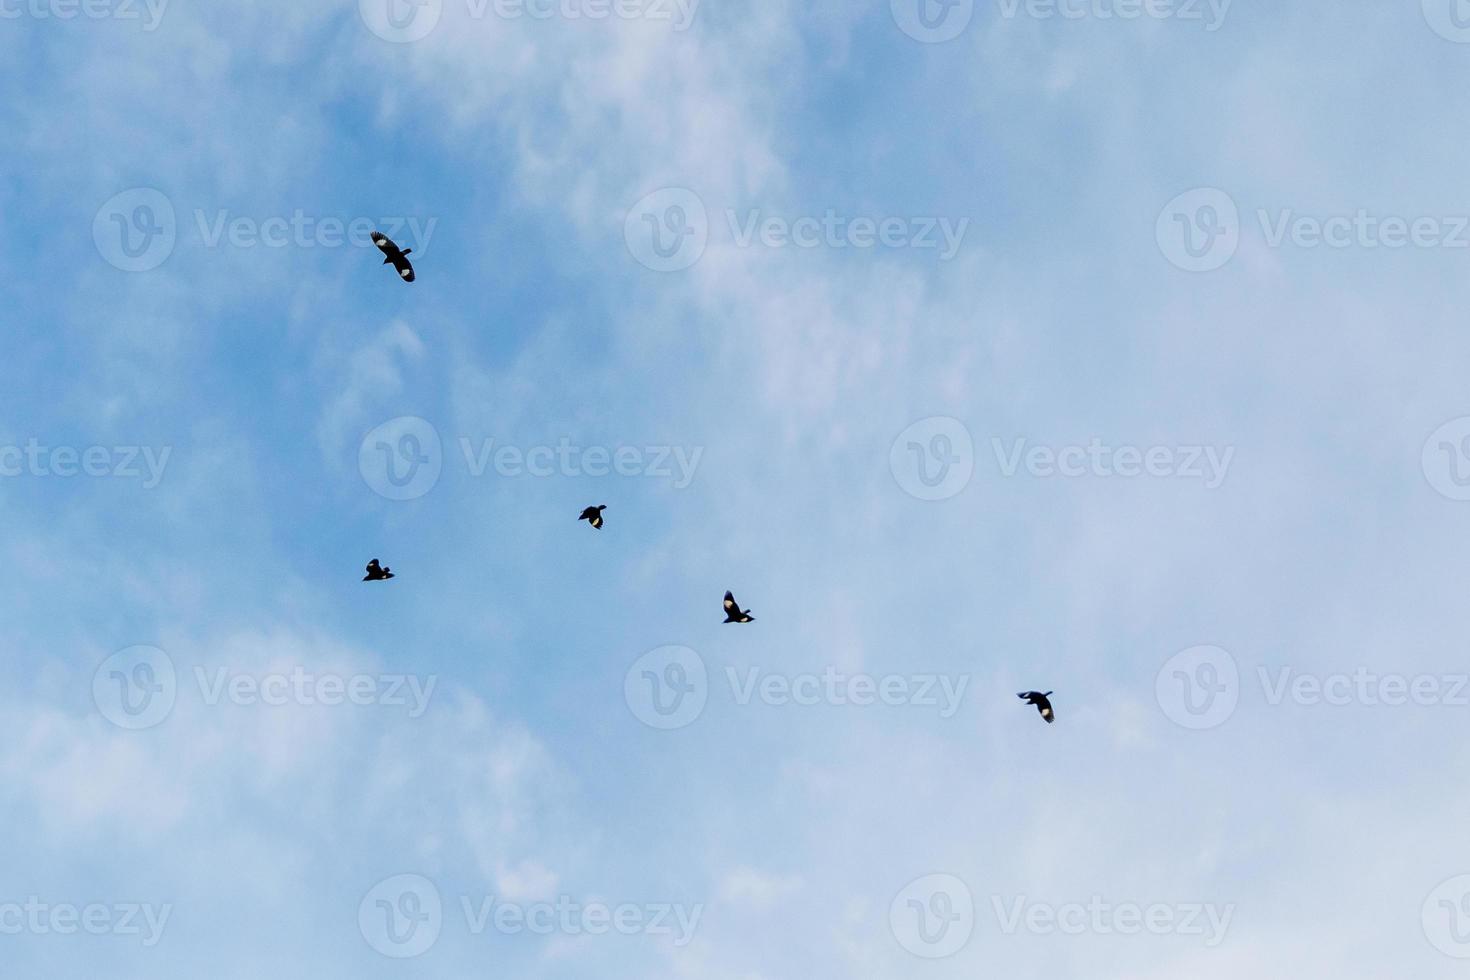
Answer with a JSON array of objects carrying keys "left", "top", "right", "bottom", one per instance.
[
  {"left": 1018, "top": 691, "right": 1055, "bottom": 723},
  {"left": 723, "top": 590, "right": 754, "bottom": 623},
  {"left": 578, "top": 505, "right": 607, "bottom": 529},
  {"left": 363, "top": 559, "right": 395, "bottom": 582},
  {"left": 371, "top": 231, "right": 415, "bottom": 283}
]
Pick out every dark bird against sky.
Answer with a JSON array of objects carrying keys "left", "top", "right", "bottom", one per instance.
[
  {"left": 372, "top": 230, "right": 415, "bottom": 283},
  {"left": 723, "top": 590, "right": 754, "bottom": 623},
  {"left": 1018, "top": 691, "right": 1054, "bottom": 724},
  {"left": 363, "top": 559, "right": 395, "bottom": 582}
]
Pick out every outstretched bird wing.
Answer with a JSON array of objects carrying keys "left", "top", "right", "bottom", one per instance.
[
  {"left": 372, "top": 233, "right": 414, "bottom": 281},
  {"left": 724, "top": 591, "right": 739, "bottom": 615}
]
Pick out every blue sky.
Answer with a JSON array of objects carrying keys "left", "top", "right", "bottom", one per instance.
[{"left": 5, "top": 0, "right": 1470, "bottom": 976}]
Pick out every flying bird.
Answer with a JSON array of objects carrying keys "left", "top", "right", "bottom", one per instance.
[
  {"left": 579, "top": 505, "right": 607, "bottom": 530},
  {"left": 363, "top": 559, "right": 395, "bottom": 582},
  {"left": 1018, "top": 691, "right": 1055, "bottom": 724},
  {"left": 723, "top": 590, "right": 754, "bottom": 623},
  {"left": 371, "top": 231, "right": 415, "bottom": 283}
]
